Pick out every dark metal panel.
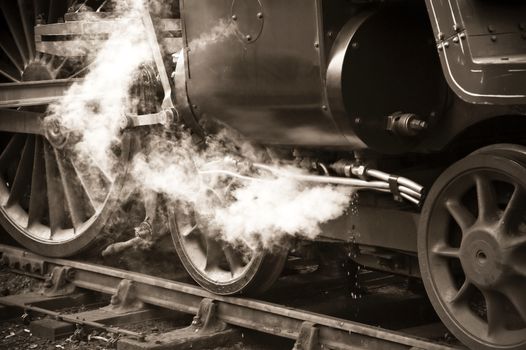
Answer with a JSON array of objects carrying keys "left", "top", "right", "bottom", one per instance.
[
  {"left": 181, "top": 0, "right": 351, "bottom": 147},
  {"left": 320, "top": 206, "right": 419, "bottom": 253},
  {"left": 425, "top": 0, "right": 526, "bottom": 105}
]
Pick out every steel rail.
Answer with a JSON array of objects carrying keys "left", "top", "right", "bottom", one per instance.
[{"left": 0, "top": 244, "right": 461, "bottom": 350}]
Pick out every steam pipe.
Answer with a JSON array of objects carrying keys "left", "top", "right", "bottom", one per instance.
[
  {"left": 362, "top": 169, "right": 423, "bottom": 194},
  {"left": 200, "top": 160, "right": 422, "bottom": 205}
]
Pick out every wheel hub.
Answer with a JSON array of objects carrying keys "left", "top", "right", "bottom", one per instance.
[
  {"left": 460, "top": 229, "right": 507, "bottom": 288},
  {"left": 21, "top": 61, "right": 54, "bottom": 82}
]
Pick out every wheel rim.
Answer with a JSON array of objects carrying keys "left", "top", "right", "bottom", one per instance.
[
  {"left": 420, "top": 153, "right": 526, "bottom": 348},
  {"left": 0, "top": 0, "right": 131, "bottom": 256}
]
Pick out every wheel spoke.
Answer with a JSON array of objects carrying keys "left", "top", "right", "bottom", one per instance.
[
  {"left": 445, "top": 199, "right": 475, "bottom": 232},
  {"left": 43, "top": 141, "right": 67, "bottom": 233},
  {"left": 483, "top": 290, "right": 507, "bottom": 338},
  {"left": 474, "top": 174, "right": 498, "bottom": 222},
  {"left": 69, "top": 157, "right": 105, "bottom": 211},
  {"left": 449, "top": 279, "right": 474, "bottom": 304},
  {"left": 432, "top": 244, "right": 460, "bottom": 259},
  {"left": 0, "top": 28, "right": 24, "bottom": 74},
  {"left": 7, "top": 135, "right": 34, "bottom": 207},
  {"left": 0, "top": 1, "right": 30, "bottom": 66},
  {"left": 180, "top": 223, "right": 198, "bottom": 237},
  {"left": 28, "top": 136, "right": 47, "bottom": 226},
  {"left": 17, "top": 0, "right": 36, "bottom": 60},
  {"left": 204, "top": 235, "right": 224, "bottom": 272},
  {"left": 224, "top": 245, "right": 245, "bottom": 276},
  {"left": 0, "top": 134, "right": 25, "bottom": 168},
  {"left": 500, "top": 185, "right": 526, "bottom": 233},
  {"left": 502, "top": 282, "right": 526, "bottom": 324},
  {"left": 0, "top": 57, "right": 21, "bottom": 82},
  {"left": 54, "top": 148, "right": 95, "bottom": 231}
]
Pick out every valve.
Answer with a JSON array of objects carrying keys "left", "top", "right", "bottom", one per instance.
[{"left": 386, "top": 113, "right": 428, "bottom": 137}]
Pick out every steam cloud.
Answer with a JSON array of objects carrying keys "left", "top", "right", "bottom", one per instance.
[{"left": 48, "top": 0, "right": 353, "bottom": 251}]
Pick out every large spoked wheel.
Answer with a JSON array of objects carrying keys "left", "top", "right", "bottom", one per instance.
[
  {"left": 0, "top": 0, "right": 132, "bottom": 257},
  {"left": 419, "top": 151, "right": 526, "bottom": 350},
  {"left": 169, "top": 206, "right": 287, "bottom": 295}
]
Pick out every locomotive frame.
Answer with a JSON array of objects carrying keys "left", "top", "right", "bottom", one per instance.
[{"left": 0, "top": 1, "right": 526, "bottom": 349}]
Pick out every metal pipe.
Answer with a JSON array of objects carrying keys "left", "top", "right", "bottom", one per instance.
[
  {"left": 364, "top": 169, "right": 423, "bottom": 194},
  {"left": 253, "top": 163, "right": 391, "bottom": 189},
  {"left": 400, "top": 193, "right": 420, "bottom": 205},
  {"left": 198, "top": 170, "right": 268, "bottom": 182},
  {"left": 201, "top": 160, "right": 421, "bottom": 205},
  {"left": 398, "top": 186, "right": 421, "bottom": 199}
]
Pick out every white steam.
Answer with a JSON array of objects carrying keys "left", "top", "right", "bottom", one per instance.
[
  {"left": 47, "top": 0, "right": 150, "bottom": 175},
  {"left": 49, "top": 3, "right": 353, "bottom": 250},
  {"left": 130, "top": 130, "right": 353, "bottom": 249}
]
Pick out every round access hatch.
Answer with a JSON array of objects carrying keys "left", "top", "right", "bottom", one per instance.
[{"left": 231, "top": 0, "right": 264, "bottom": 43}]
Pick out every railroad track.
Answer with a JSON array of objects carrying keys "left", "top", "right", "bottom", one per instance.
[{"left": 0, "top": 243, "right": 465, "bottom": 350}]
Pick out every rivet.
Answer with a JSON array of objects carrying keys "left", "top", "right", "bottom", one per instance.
[
  {"left": 438, "top": 32, "right": 445, "bottom": 40},
  {"left": 453, "top": 23, "right": 461, "bottom": 32},
  {"left": 453, "top": 36, "right": 459, "bottom": 43},
  {"left": 460, "top": 32, "right": 466, "bottom": 40},
  {"left": 487, "top": 25, "right": 495, "bottom": 33},
  {"left": 354, "top": 118, "right": 361, "bottom": 124},
  {"left": 256, "top": 12, "right": 263, "bottom": 19},
  {"left": 491, "top": 35, "right": 497, "bottom": 42},
  {"left": 321, "top": 105, "right": 327, "bottom": 111},
  {"left": 231, "top": 14, "right": 237, "bottom": 20},
  {"left": 443, "top": 41, "right": 450, "bottom": 48},
  {"left": 245, "top": 34, "right": 252, "bottom": 41},
  {"left": 192, "top": 105, "right": 198, "bottom": 110},
  {"left": 314, "top": 42, "right": 319, "bottom": 48},
  {"left": 351, "top": 42, "right": 359, "bottom": 49}
]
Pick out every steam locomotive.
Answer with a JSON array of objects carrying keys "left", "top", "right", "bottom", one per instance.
[{"left": 0, "top": 1, "right": 525, "bottom": 349}]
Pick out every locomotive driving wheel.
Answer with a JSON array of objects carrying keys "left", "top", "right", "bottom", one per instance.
[
  {"left": 419, "top": 150, "right": 526, "bottom": 350},
  {"left": 0, "top": 0, "right": 132, "bottom": 257},
  {"left": 169, "top": 195, "right": 287, "bottom": 295}
]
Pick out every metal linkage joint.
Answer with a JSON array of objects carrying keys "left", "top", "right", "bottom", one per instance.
[{"left": 121, "top": 109, "right": 176, "bottom": 130}]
